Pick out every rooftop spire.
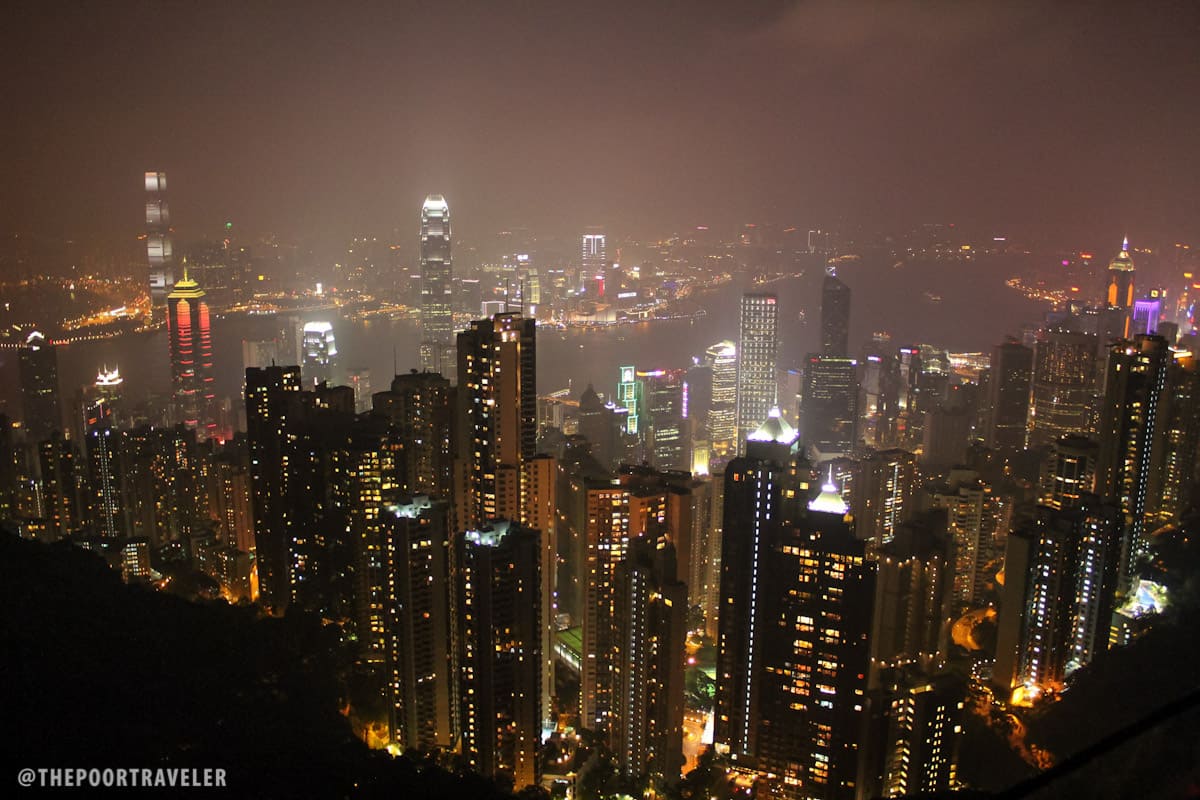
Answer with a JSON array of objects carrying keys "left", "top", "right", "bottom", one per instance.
[{"left": 1122, "top": 236, "right": 1129, "bottom": 252}]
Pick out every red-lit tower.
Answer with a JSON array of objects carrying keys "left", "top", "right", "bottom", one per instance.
[{"left": 167, "top": 269, "right": 217, "bottom": 440}]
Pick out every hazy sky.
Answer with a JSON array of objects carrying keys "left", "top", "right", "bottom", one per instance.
[{"left": 4, "top": 1, "right": 1199, "bottom": 248}]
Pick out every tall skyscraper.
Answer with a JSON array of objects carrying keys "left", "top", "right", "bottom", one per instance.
[
  {"left": 581, "top": 230, "right": 607, "bottom": 295},
  {"left": 612, "top": 536, "right": 687, "bottom": 788},
  {"left": 735, "top": 294, "right": 779, "bottom": 446},
  {"left": 385, "top": 497, "right": 458, "bottom": 752},
  {"left": 851, "top": 448, "right": 917, "bottom": 551},
  {"left": 245, "top": 365, "right": 303, "bottom": 610},
  {"left": 821, "top": 265, "right": 851, "bottom": 357},
  {"left": 800, "top": 355, "right": 859, "bottom": 459},
  {"left": 984, "top": 338, "right": 1032, "bottom": 450},
  {"left": 18, "top": 331, "right": 61, "bottom": 441},
  {"left": 1105, "top": 237, "right": 1136, "bottom": 338},
  {"left": 420, "top": 195, "right": 454, "bottom": 374},
  {"left": 1042, "top": 435, "right": 1098, "bottom": 510},
  {"left": 1096, "top": 335, "right": 1170, "bottom": 583},
  {"left": 705, "top": 341, "right": 738, "bottom": 457},
  {"left": 167, "top": 271, "right": 217, "bottom": 440},
  {"left": 301, "top": 321, "right": 338, "bottom": 386},
  {"left": 84, "top": 389, "right": 125, "bottom": 540},
  {"left": 145, "top": 171, "right": 175, "bottom": 321},
  {"left": 456, "top": 312, "right": 537, "bottom": 531},
  {"left": 1028, "top": 326, "right": 1098, "bottom": 447},
  {"left": 458, "top": 522, "right": 542, "bottom": 791}
]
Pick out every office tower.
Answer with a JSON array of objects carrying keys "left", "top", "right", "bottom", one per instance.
[
  {"left": 578, "top": 384, "right": 620, "bottom": 470},
  {"left": 800, "top": 355, "right": 859, "bottom": 459},
  {"left": 1007, "top": 499, "right": 1122, "bottom": 694},
  {"left": 1104, "top": 237, "right": 1136, "bottom": 338},
  {"left": 984, "top": 338, "right": 1033, "bottom": 449},
  {"left": 616, "top": 365, "right": 642, "bottom": 438},
  {"left": 929, "top": 469, "right": 1006, "bottom": 606},
  {"left": 735, "top": 294, "right": 779, "bottom": 445},
  {"left": 641, "top": 368, "right": 689, "bottom": 471},
  {"left": 1027, "top": 327, "right": 1098, "bottom": 447},
  {"left": 385, "top": 497, "right": 457, "bottom": 752},
  {"left": 145, "top": 171, "right": 175, "bottom": 320},
  {"left": 83, "top": 390, "right": 125, "bottom": 539},
  {"left": 458, "top": 522, "right": 542, "bottom": 791},
  {"left": 705, "top": 341, "right": 738, "bottom": 457},
  {"left": 877, "top": 673, "right": 964, "bottom": 797},
  {"left": 852, "top": 448, "right": 918, "bottom": 551},
  {"left": 870, "top": 513, "right": 955, "bottom": 680},
  {"left": 372, "top": 371, "right": 455, "bottom": 500},
  {"left": 894, "top": 346, "right": 923, "bottom": 447},
  {"left": 18, "top": 331, "right": 62, "bottom": 441},
  {"left": 167, "top": 271, "right": 217, "bottom": 440},
  {"left": 1095, "top": 335, "right": 1169, "bottom": 583},
  {"left": 346, "top": 368, "right": 371, "bottom": 414},
  {"left": 301, "top": 321, "right": 338, "bottom": 385},
  {"left": 920, "top": 405, "right": 971, "bottom": 469},
  {"left": 420, "top": 195, "right": 454, "bottom": 373},
  {"left": 821, "top": 264, "right": 851, "bottom": 357},
  {"left": 456, "top": 313, "right": 537, "bottom": 530},
  {"left": 612, "top": 536, "right": 687, "bottom": 788},
  {"left": 581, "top": 230, "right": 607, "bottom": 294},
  {"left": 1131, "top": 295, "right": 1162, "bottom": 336},
  {"left": 245, "top": 365, "right": 303, "bottom": 610},
  {"left": 1042, "top": 435, "right": 1098, "bottom": 509}
]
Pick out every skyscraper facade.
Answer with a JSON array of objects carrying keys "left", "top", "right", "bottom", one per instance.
[
  {"left": 1105, "top": 237, "right": 1136, "bottom": 338},
  {"left": 167, "top": 272, "right": 217, "bottom": 440},
  {"left": 800, "top": 355, "right": 859, "bottom": 459},
  {"left": 706, "top": 341, "right": 738, "bottom": 457},
  {"left": 18, "top": 331, "right": 61, "bottom": 441},
  {"left": 821, "top": 265, "right": 851, "bottom": 357},
  {"left": 984, "top": 338, "right": 1033, "bottom": 450},
  {"left": 735, "top": 294, "right": 779, "bottom": 446},
  {"left": 1028, "top": 327, "right": 1098, "bottom": 447},
  {"left": 145, "top": 171, "right": 175, "bottom": 321},
  {"left": 420, "top": 195, "right": 454, "bottom": 373}
]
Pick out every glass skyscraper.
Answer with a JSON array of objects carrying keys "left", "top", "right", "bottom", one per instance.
[
  {"left": 735, "top": 293, "right": 779, "bottom": 446},
  {"left": 420, "top": 195, "right": 453, "bottom": 373}
]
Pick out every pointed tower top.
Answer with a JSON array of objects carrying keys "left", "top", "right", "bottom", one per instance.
[{"left": 1122, "top": 236, "right": 1130, "bottom": 252}]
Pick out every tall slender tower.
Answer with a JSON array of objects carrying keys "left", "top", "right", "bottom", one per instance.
[
  {"left": 420, "top": 195, "right": 453, "bottom": 374},
  {"left": 145, "top": 171, "right": 174, "bottom": 322},
  {"left": 821, "top": 264, "right": 851, "bottom": 357},
  {"left": 167, "top": 270, "right": 217, "bottom": 439},
  {"left": 984, "top": 337, "right": 1033, "bottom": 450},
  {"left": 18, "top": 331, "right": 62, "bottom": 441},
  {"left": 706, "top": 341, "right": 738, "bottom": 457},
  {"left": 735, "top": 294, "right": 779, "bottom": 446},
  {"left": 1105, "top": 237, "right": 1136, "bottom": 339}
]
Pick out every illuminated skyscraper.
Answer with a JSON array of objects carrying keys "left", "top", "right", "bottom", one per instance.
[
  {"left": 735, "top": 294, "right": 779, "bottom": 446},
  {"left": 1028, "top": 326, "right": 1098, "bottom": 447},
  {"left": 18, "top": 331, "right": 61, "bottom": 441},
  {"left": 984, "top": 338, "right": 1032, "bottom": 450},
  {"left": 706, "top": 341, "right": 737, "bottom": 457},
  {"left": 800, "top": 355, "right": 859, "bottom": 459},
  {"left": 145, "top": 171, "right": 175, "bottom": 321},
  {"left": 167, "top": 271, "right": 217, "bottom": 440},
  {"left": 458, "top": 522, "right": 542, "bottom": 790},
  {"left": 851, "top": 448, "right": 918, "bottom": 552},
  {"left": 821, "top": 265, "right": 851, "bottom": 357},
  {"left": 420, "top": 195, "right": 453, "bottom": 374},
  {"left": 1104, "top": 237, "right": 1136, "bottom": 338},
  {"left": 581, "top": 230, "right": 607, "bottom": 294},
  {"left": 372, "top": 371, "right": 455, "bottom": 500},
  {"left": 301, "top": 321, "right": 338, "bottom": 386}
]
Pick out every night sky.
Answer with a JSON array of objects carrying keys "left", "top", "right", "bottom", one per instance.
[{"left": 4, "top": 1, "right": 1200, "bottom": 247}]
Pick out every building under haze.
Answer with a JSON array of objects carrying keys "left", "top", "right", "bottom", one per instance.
[
  {"left": 984, "top": 338, "right": 1032, "bottom": 450},
  {"left": 145, "top": 171, "right": 175, "bottom": 321},
  {"left": 735, "top": 294, "right": 779, "bottom": 447},
  {"left": 18, "top": 330, "right": 61, "bottom": 441},
  {"left": 1028, "top": 326, "right": 1098, "bottom": 448},
  {"left": 1105, "top": 237, "right": 1136, "bottom": 338},
  {"left": 706, "top": 340, "right": 738, "bottom": 457},
  {"left": 821, "top": 264, "right": 851, "bottom": 357},
  {"left": 167, "top": 271, "right": 218, "bottom": 440},
  {"left": 420, "top": 195, "right": 454, "bottom": 374}
]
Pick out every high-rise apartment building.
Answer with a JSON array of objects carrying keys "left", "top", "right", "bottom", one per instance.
[
  {"left": 420, "top": 195, "right": 454, "bottom": 374},
  {"left": 372, "top": 371, "right": 455, "bottom": 500},
  {"left": 735, "top": 294, "right": 779, "bottom": 446},
  {"left": 458, "top": 522, "right": 542, "bottom": 790},
  {"left": 167, "top": 271, "right": 217, "bottom": 440}
]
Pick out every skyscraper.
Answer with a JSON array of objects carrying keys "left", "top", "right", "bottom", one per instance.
[
  {"left": 581, "top": 230, "right": 607, "bottom": 295},
  {"left": 420, "top": 195, "right": 454, "bottom": 374},
  {"left": 455, "top": 312, "right": 537, "bottom": 531},
  {"left": 167, "top": 271, "right": 217, "bottom": 440},
  {"left": 1028, "top": 326, "right": 1098, "bottom": 447},
  {"left": 800, "top": 355, "right": 859, "bottom": 459},
  {"left": 18, "top": 331, "right": 61, "bottom": 441},
  {"left": 145, "top": 171, "right": 175, "bottom": 321},
  {"left": 458, "top": 522, "right": 542, "bottom": 791},
  {"left": 984, "top": 338, "right": 1032, "bottom": 450},
  {"left": 705, "top": 341, "right": 738, "bottom": 457},
  {"left": 301, "top": 321, "right": 338, "bottom": 386},
  {"left": 372, "top": 371, "right": 455, "bottom": 500},
  {"left": 735, "top": 294, "right": 779, "bottom": 446},
  {"left": 1105, "top": 237, "right": 1136, "bottom": 338},
  {"left": 821, "top": 265, "right": 851, "bottom": 357},
  {"left": 245, "top": 365, "right": 303, "bottom": 610}
]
